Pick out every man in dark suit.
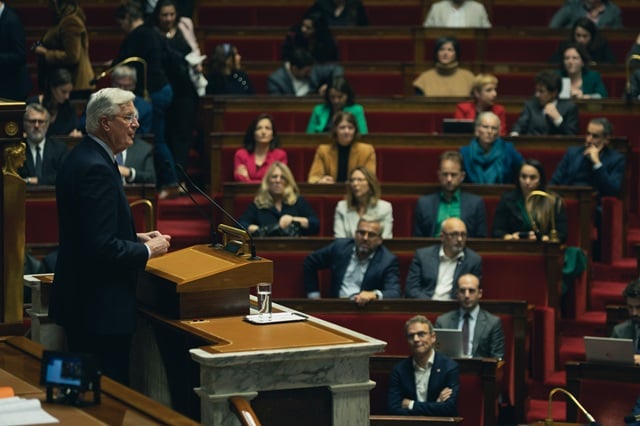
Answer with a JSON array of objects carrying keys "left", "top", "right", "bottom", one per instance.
[
  {"left": 267, "top": 48, "right": 343, "bottom": 96},
  {"left": 550, "top": 117, "right": 625, "bottom": 198},
  {"left": 611, "top": 278, "right": 640, "bottom": 364},
  {"left": 50, "top": 88, "right": 171, "bottom": 385},
  {"left": 405, "top": 217, "right": 482, "bottom": 299},
  {"left": 0, "top": 2, "right": 29, "bottom": 101},
  {"left": 19, "top": 103, "right": 68, "bottom": 186},
  {"left": 388, "top": 315, "right": 459, "bottom": 416},
  {"left": 119, "top": 138, "right": 156, "bottom": 184},
  {"left": 435, "top": 273, "right": 505, "bottom": 359},
  {"left": 510, "top": 70, "right": 579, "bottom": 136},
  {"left": 303, "top": 215, "right": 400, "bottom": 304},
  {"left": 413, "top": 151, "right": 487, "bottom": 238}
]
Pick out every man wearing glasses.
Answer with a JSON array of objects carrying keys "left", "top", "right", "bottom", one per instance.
[
  {"left": 405, "top": 217, "right": 482, "bottom": 299},
  {"left": 388, "top": 315, "right": 459, "bottom": 416},
  {"left": 50, "top": 88, "right": 171, "bottom": 385},
  {"left": 19, "top": 103, "right": 68, "bottom": 185},
  {"left": 303, "top": 215, "right": 400, "bottom": 305}
]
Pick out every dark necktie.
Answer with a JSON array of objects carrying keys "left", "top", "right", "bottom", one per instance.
[
  {"left": 35, "top": 145, "right": 43, "bottom": 180},
  {"left": 462, "top": 312, "right": 471, "bottom": 356}
]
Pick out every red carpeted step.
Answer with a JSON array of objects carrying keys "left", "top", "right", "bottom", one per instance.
[
  {"left": 157, "top": 195, "right": 215, "bottom": 220},
  {"left": 560, "top": 311, "right": 606, "bottom": 337},
  {"left": 590, "top": 280, "right": 626, "bottom": 311},
  {"left": 527, "top": 371, "right": 566, "bottom": 400},
  {"left": 592, "top": 259, "right": 638, "bottom": 282}
]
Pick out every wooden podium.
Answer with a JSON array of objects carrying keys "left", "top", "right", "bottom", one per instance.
[{"left": 137, "top": 244, "right": 273, "bottom": 319}]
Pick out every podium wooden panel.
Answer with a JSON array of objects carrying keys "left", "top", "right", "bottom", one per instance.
[{"left": 138, "top": 244, "right": 273, "bottom": 319}]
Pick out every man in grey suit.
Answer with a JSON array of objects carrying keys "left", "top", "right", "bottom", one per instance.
[
  {"left": 413, "top": 151, "right": 487, "bottom": 237},
  {"left": 118, "top": 138, "right": 156, "bottom": 184},
  {"left": 435, "top": 273, "right": 505, "bottom": 359},
  {"left": 405, "top": 217, "right": 482, "bottom": 300},
  {"left": 611, "top": 278, "right": 640, "bottom": 363}
]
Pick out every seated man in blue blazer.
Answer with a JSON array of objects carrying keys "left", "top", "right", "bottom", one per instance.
[
  {"left": 611, "top": 278, "right": 640, "bottom": 364},
  {"left": 405, "top": 217, "right": 482, "bottom": 299},
  {"left": 388, "top": 315, "right": 459, "bottom": 416},
  {"left": 435, "top": 273, "right": 505, "bottom": 359},
  {"left": 413, "top": 150, "right": 487, "bottom": 237},
  {"left": 303, "top": 214, "right": 400, "bottom": 305},
  {"left": 550, "top": 117, "right": 625, "bottom": 198}
]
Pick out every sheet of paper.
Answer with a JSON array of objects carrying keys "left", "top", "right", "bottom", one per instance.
[{"left": 0, "top": 396, "right": 59, "bottom": 425}]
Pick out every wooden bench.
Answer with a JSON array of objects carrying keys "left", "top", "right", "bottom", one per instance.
[
  {"left": 565, "top": 361, "right": 640, "bottom": 424},
  {"left": 255, "top": 237, "right": 561, "bottom": 382},
  {"left": 278, "top": 298, "right": 528, "bottom": 424},
  {"left": 222, "top": 182, "right": 594, "bottom": 254}
]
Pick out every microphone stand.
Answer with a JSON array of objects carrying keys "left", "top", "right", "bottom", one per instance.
[
  {"left": 175, "top": 164, "right": 260, "bottom": 260},
  {"left": 545, "top": 387, "right": 601, "bottom": 426},
  {"left": 90, "top": 57, "right": 149, "bottom": 100},
  {"left": 526, "top": 190, "right": 559, "bottom": 243}
]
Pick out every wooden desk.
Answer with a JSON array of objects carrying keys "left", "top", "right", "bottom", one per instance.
[
  {"left": 0, "top": 336, "right": 198, "bottom": 426},
  {"left": 135, "top": 302, "right": 385, "bottom": 426},
  {"left": 565, "top": 361, "right": 640, "bottom": 424}
]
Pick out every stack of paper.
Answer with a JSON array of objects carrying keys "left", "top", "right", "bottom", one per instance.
[{"left": 0, "top": 396, "right": 58, "bottom": 425}]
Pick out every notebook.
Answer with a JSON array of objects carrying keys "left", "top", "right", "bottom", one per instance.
[
  {"left": 436, "top": 328, "right": 464, "bottom": 358},
  {"left": 583, "top": 336, "right": 635, "bottom": 365},
  {"left": 442, "top": 118, "right": 475, "bottom": 134}
]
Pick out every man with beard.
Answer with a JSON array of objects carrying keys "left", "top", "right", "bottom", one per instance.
[
  {"left": 303, "top": 215, "right": 400, "bottom": 304},
  {"left": 413, "top": 151, "right": 487, "bottom": 238},
  {"left": 19, "top": 103, "right": 68, "bottom": 185},
  {"left": 435, "top": 274, "right": 504, "bottom": 358},
  {"left": 405, "top": 217, "right": 482, "bottom": 300},
  {"left": 388, "top": 315, "right": 459, "bottom": 416},
  {"left": 611, "top": 278, "right": 640, "bottom": 364}
]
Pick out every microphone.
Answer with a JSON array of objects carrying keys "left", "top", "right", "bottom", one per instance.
[
  {"left": 544, "top": 387, "right": 601, "bottom": 426},
  {"left": 175, "top": 164, "right": 260, "bottom": 260},
  {"left": 91, "top": 57, "right": 149, "bottom": 99}
]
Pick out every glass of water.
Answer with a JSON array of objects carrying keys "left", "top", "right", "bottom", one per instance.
[{"left": 256, "top": 282, "right": 272, "bottom": 319}]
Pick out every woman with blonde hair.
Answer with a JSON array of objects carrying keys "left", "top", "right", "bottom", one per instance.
[
  {"left": 454, "top": 73, "right": 507, "bottom": 135},
  {"left": 239, "top": 162, "right": 319, "bottom": 237},
  {"left": 334, "top": 166, "right": 393, "bottom": 238}
]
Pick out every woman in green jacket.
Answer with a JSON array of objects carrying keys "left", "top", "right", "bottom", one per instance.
[{"left": 306, "top": 76, "right": 368, "bottom": 134}]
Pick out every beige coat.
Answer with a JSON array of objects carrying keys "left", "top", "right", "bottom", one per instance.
[{"left": 307, "top": 142, "right": 376, "bottom": 183}]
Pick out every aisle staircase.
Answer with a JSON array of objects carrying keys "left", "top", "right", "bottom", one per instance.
[{"left": 524, "top": 234, "right": 640, "bottom": 424}]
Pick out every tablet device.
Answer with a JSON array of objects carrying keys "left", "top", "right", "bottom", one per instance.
[{"left": 435, "top": 328, "right": 463, "bottom": 358}]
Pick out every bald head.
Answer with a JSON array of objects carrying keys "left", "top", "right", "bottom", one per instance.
[{"left": 440, "top": 218, "right": 468, "bottom": 258}]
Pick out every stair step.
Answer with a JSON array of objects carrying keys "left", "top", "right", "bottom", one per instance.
[
  {"left": 157, "top": 195, "right": 215, "bottom": 220},
  {"left": 527, "top": 371, "right": 566, "bottom": 400},
  {"left": 592, "top": 258, "right": 637, "bottom": 282},
  {"left": 590, "top": 280, "right": 626, "bottom": 310},
  {"left": 560, "top": 311, "right": 606, "bottom": 336}
]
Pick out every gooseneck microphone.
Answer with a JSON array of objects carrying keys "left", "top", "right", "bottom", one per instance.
[{"left": 175, "top": 164, "right": 260, "bottom": 260}]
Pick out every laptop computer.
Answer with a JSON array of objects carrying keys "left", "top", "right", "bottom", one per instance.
[
  {"left": 442, "top": 118, "right": 475, "bottom": 134},
  {"left": 584, "top": 336, "right": 635, "bottom": 365},
  {"left": 435, "top": 328, "right": 464, "bottom": 358}
]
